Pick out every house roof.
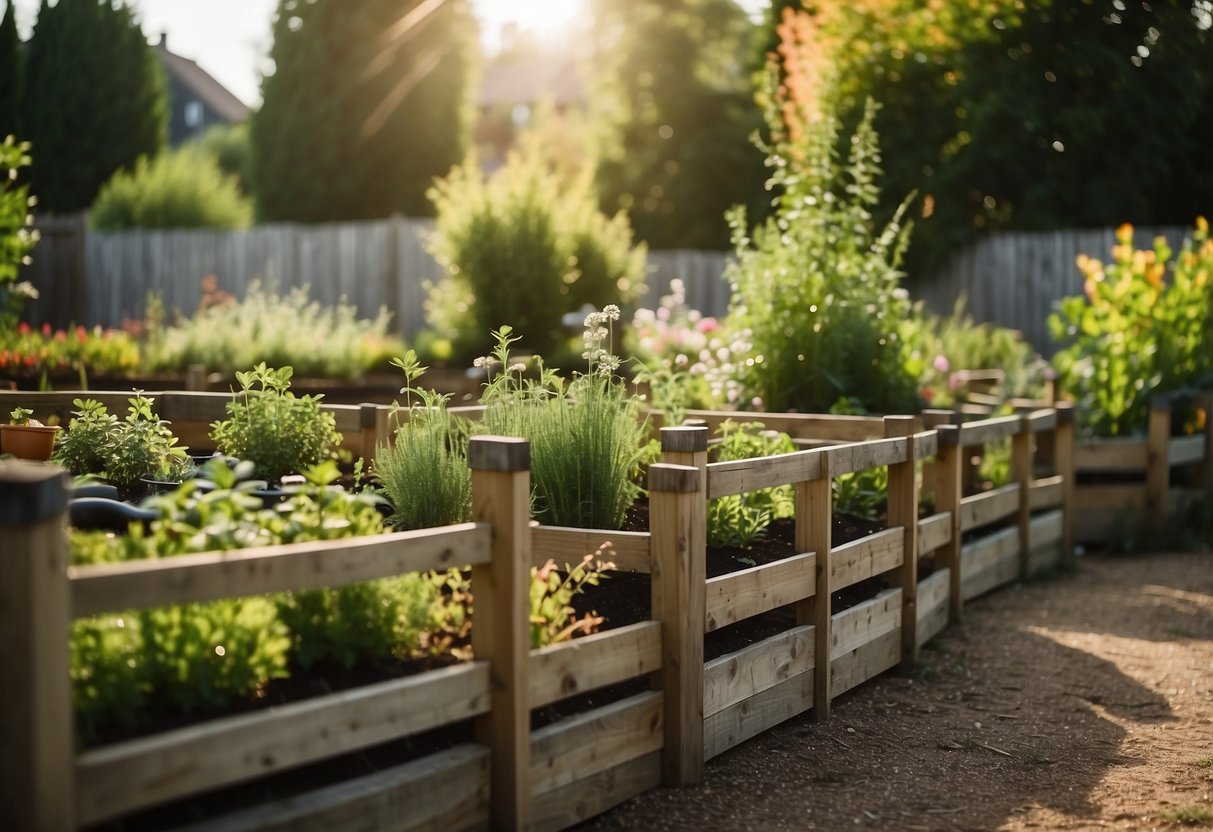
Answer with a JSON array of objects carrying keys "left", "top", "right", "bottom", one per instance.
[
  {"left": 155, "top": 37, "right": 250, "bottom": 123},
  {"left": 477, "top": 55, "right": 584, "bottom": 109}
]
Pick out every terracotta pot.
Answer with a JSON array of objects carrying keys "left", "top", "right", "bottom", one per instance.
[{"left": 0, "top": 423, "right": 61, "bottom": 461}]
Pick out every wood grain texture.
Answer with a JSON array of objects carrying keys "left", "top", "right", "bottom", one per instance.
[
  {"left": 960, "top": 527, "right": 1020, "bottom": 601},
  {"left": 917, "top": 512, "right": 953, "bottom": 556},
  {"left": 703, "top": 625, "right": 815, "bottom": 718},
  {"left": 531, "top": 526, "right": 651, "bottom": 574},
  {"left": 959, "top": 483, "right": 1020, "bottom": 532},
  {"left": 704, "top": 553, "right": 817, "bottom": 633},
  {"left": 525, "top": 750, "right": 661, "bottom": 832},
  {"left": 703, "top": 668, "right": 814, "bottom": 761},
  {"left": 528, "top": 622, "right": 662, "bottom": 710},
  {"left": 707, "top": 449, "right": 823, "bottom": 499},
  {"left": 829, "top": 527, "right": 903, "bottom": 591},
  {"left": 916, "top": 569, "right": 951, "bottom": 649}
]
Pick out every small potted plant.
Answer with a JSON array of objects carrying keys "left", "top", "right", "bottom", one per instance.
[{"left": 1, "top": 406, "right": 61, "bottom": 461}]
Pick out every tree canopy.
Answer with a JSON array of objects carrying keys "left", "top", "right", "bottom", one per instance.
[
  {"left": 586, "top": 0, "right": 767, "bottom": 250},
  {"left": 251, "top": 0, "right": 479, "bottom": 222},
  {"left": 20, "top": 0, "right": 167, "bottom": 213}
]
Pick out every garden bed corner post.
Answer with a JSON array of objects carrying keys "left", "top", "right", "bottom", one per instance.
[
  {"left": 649, "top": 459, "right": 706, "bottom": 785},
  {"left": 1012, "top": 413, "right": 1033, "bottom": 580},
  {"left": 468, "top": 436, "right": 532, "bottom": 831},
  {"left": 0, "top": 461, "right": 74, "bottom": 832},
  {"left": 1146, "top": 397, "right": 1172, "bottom": 534},
  {"left": 1053, "top": 402, "right": 1076, "bottom": 558},
  {"left": 796, "top": 450, "right": 832, "bottom": 721},
  {"left": 884, "top": 416, "right": 919, "bottom": 667}
]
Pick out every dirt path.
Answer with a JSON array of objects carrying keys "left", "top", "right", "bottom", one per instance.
[{"left": 576, "top": 551, "right": 1213, "bottom": 832}]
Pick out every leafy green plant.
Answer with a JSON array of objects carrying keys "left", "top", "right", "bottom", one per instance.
[
  {"left": 707, "top": 420, "right": 796, "bottom": 549},
  {"left": 427, "top": 126, "right": 646, "bottom": 361},
  {"left": 479, "top": 311, "right": 649, "bottom": 529},
  {"left": 90, "top": 145, "right": 252, "bottom": 230},
  {"left": 103, "top": 393, "right": 192, "bottom": 486},
  {"left": 210, "top": 364, "right": 342, "bottom": 482},
  {"left": 833, "top": 466, "right": 888, "bottom": 521},
  {"left": 146, "top": 279, "right": 405, "bottom": 380},
  {"left": 373, "top": 350, "right": 473, "bottom": 531},
  {"left": 1049, "top": 220, "right": 1213, "bottom": 437},
  {"left": 8, "top": 405, "right": 32, "bottom": 424},
  {"left": 0, "top": 322, "right": 141, "bottom": 383},
  {"left": 722, "top": 62, "right": 919, "bottom": 414},
  {"left": 0, "top": 135, "right": 40, "bottom": 331},
  {"left": 530, "top": 546, "right": 615, "bottom": 649},
  {"left": 52, "top": 398, "right": 117, "bottom": 476}
]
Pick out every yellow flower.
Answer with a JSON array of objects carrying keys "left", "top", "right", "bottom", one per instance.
[
  {"left": 1116, "top": 222, "right": 1134, "bottom": 244},
  {"left": 1196, "top": 216, "right": 1208, "bottom": 234}
]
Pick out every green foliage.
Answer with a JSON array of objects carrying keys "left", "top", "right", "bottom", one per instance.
[
  {"left": 373, "top": 351, "right": 473, "bottom": 530},
  {"left": 0, "top": 2, "right": 20, "bottom": 138},
  {"left": 251, "top": 0, "right": 477, "bottom": 222},
  {"left": 479, "top": 313, "right": 648, "bottom": 530},
  {"left": 530, "top": 547, "right": 614, "bottom": 649},
  {"left": 1049, "top": 220, "right": 1213, "bottom": 437},
  {"left": 587, "top": 0, "right": 767, "bottom": 249},
  {"left": 815, "top": 0, "right": 1213, "bottom": 274},
  {"left": 20, "top": 0, "right": 167, "bottom": 212},
  {"left": 195, "top": 122, "right": 251, "bottom": 193},
  {"left": 427, "top": 130, "right": 646, "bottom": 360},
  {"left": 90, "top": 146, "right": 252, "bottom": 230},
  {"left": 833, "top": 466, "right": 888, "bottom": 521},
  {"left": 51, "top": 394, "right": 191, "bottom": 485},
  {"left": 147, "top": 279, "right": 404, "bottom": 380},
  {"left": 724, "top": 82, "right": 919, "bottom": 414},
  {"left": 210, "top": 364, "right": 342, "bottom": 481},
  {"left": 706, "top": 420, "right": 795, "bottom": 549},
  {"left": 0, "top": 135, "right": 39, "bottom": 331}
]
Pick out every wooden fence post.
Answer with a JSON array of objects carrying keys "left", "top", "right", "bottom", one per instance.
[
  {"left": 920, "top": 410, "right": 953, "bottom": 505},
  {"left": 660, "top": 425, "right": 709, "bottom": 506},
  {"left": 1012, "top": 413, "right": 1033, "bottom": 580},
  {"left": 796, "top": 455, "right": 832, "bottom": 721},
  {"left": 648, "top": 462, "right": 705, "bottom": 785},
  {"left": 185, "top": 363, "right": 208, "bottom": 392},
  {"left": 469, "top": 436, "right": 532, "bottom": 831},
  {"left": 0, "top": 461, "right": 74, "bottom": 832},
  {"left": 1146, "top": 397, "right": 1172, "bottom": 534},
  {"left": 935, "top": 425, "right": 965, "bottom": 624},
  {"left": 1053, "top": 403, "right": 1076, "bottom": 558},
  {"left": 884, "top": 416, "right": 919, "bottom": 668}
]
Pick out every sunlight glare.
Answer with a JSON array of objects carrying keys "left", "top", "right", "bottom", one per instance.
[{"left": 475, "top": 0, "right": 586, "bottom": 40}]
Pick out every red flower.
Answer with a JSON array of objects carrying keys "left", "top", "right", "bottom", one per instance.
[
  {"left": 76, "top": 326, "right": 86, "bottom": 343},
  {"left": 54, "top": 329, "right": 66, "bottom": 342},
  {"left": 17, "top": 321, "right": 29, "bottom": 334},
  {"left": 41, "top": 322, "right": 51, "bottom": 337}
]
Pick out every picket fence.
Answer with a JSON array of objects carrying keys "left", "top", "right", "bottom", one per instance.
[
  {"left": 0, "top": 389, "right": 1087, "bottom": 831},
  {"left": 19, "top": 216, "right": 1190, "bottom": 352}
]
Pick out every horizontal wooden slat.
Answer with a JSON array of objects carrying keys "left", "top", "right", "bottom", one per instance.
[
  {"left": 917, "top": 512, "right": 952, "bottom": 556},
  {"left": 830, "top": 587, "right": 902, "bottom": 662},
  {"left": 1075, "top": 438, "right": 1149, "bottom": 472},
  {"left": 830, "top": 527, "right": 903, "bottom": 591},
  {"left": 704, "top": 552, "right": 816, "bottom": 633},
  {"left": 916, "top": 569, "right": 950, "bottom": 649},
  {"left": 680, "top": 409, "right": 886, "bottom": 442},
  {"left": 531, "top": 526, "right": 651, "bottom": 574},
  {"left": 830, "top": 625, "right": 901, "bottom": 698},
  {"left": 75, "top": 662, "right": 491, "bottom": 826},
  {"left": 529, "top": 691, "right": 663, "bottom": 796},
  {"left": 914, "top": 429, "right": 939, "bottom": 460},
  {"left": 1168, "top": 435, "right": 1207, "bottom": 467},
  {"left": 1028, "top": 510, "right": 1065, "bottom": 574},
  {"left": 958, "top": 414, "right": 1022, "bottom": 447},
  {"left": 1029, "top": 475, "right": 1064, "bottom": 511},
  {"left": 703, "top": 625, "right": 815, "bottom": 719},
  {"left": 528, "top": 621, "right": 663, "bottom": 710},
  {"left": 707, "top": 449, "right": 823, "bottom": 499},
  {"left": 70, "top": 524, "right": 492, "bottom": 618},
  {"left": 527, "top": 749, "right": 661, "bottom": 832},
  {"left": 960, "top": 483, "right": 1020, "bottom": 532},
  {"left": 1026, "top": 410, "right": 1058, "bottom": 433},
  {"left": 172, "top": 744, "right": 490, "bottom": 832},
  {"left": 703, "top": 668, "right": 813, "bottom": 761},
  {"left": 1074, "top": 484, "right": 1147, "bottom": 512},
  {"left": 961, "top": 527, "right": 1020, "bottom": 601},
  {"left": 826, "top": 437, "right": 907, "bottom": 477}
]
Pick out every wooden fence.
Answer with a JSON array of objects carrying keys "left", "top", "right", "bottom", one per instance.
[
  {"left": 1, "top": 392, "right": 1084, "bottom": 831},
  {"left": 21, "top": 216, "right": 1191, "bottom": 352}
]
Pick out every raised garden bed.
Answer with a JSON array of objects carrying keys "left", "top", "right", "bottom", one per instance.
[{"left": 0, "top": 394, "right": 1073, "bottom": 831}]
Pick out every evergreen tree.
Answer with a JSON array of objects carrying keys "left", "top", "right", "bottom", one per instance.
[
  {"left": 0, "top": 1, "right": 19, "bottom": 138},
  {"left": 20, "top": 0, "right": 167, "bottom": 213},
  {"left": 587, "top": 0, "right": 766, "bottom": 250},
  {"left": 252, "top": 0, "right": 478, "bottom": 222}
]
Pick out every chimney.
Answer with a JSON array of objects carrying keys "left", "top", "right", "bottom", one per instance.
[{"left": 158, "top": 31, "right": 167, "bottom": 48}]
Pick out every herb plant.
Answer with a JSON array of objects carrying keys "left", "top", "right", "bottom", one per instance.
[
  {"left": 210, "top": 363, "right": 342, "bottom": 482},
  {"left": 530, "top": 546, "right": 615, "bottom": 648},
  {"left": 103, "top": 393, "right": 192, "bottom": 486},
  {"left": 52, "top": 398, "right": 116, "bottom": 475},
  {"left": 707, "top": 421, "right": 796, "bottom": 549}
]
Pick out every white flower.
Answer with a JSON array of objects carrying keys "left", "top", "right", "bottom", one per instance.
[{"left": 602, "top": 304, "right": 621, "bottom": 321}]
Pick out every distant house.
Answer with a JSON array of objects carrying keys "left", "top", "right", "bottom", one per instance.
[{"left": 155, "top": 34, "right": 249, "bottom": 146}]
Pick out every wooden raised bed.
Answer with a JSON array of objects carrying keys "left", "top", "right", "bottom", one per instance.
[
  {"left": 1072, "top": 394, "right": 1213, "bottom": 544},
  {"left": 0, "top": 399, "right": 1073, "bottom": 831}
]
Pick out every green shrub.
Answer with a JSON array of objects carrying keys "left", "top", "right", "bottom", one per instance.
[
  {"left": 147, "top": 279, "right": 404, "bottom": 380},
  {"left": 210, "top": 364, "right": 342, "bottom": 482},
  {"left": 52, "top": 394, "right": 191, "bottom": 485},
  {"left": 427, "top": 129, "right": 646, "bottom": 361},
  {"left": 1049, "top": 219, "right": 1213, "bottom": 436},
  {"left": 0, "top": 136, "right": 39, "bottom": 331},
  {"left": 90, "top": 146, "right": 252, "bottom": 230},
  {"left": 0, "top": 322, "right": 141, "bottom": 383},
  {"left": 707, "top": 421, "right": 796, "bottom": 549},
  {"left": 195, "top": 122, "right": 251, "bottom": 193},
  {"left": 373, "top": 351, "right": 473, "bottom": 531},
  {"left": 723, "top": 73, "right": 919, "bottom": 414},
  {"left": 479, "top": 311, "right": 648, "bottom": 530}
]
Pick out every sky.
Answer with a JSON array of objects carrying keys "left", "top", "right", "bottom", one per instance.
[{"left": 10, "top": 0, "right": 769, "bottom": 108}]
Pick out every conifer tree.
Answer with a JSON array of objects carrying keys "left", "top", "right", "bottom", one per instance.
[{"left": 0, "top": 1, "right": 20, "bottom": 138}]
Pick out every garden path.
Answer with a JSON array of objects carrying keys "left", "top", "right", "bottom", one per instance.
[{"left": 576, "top": 550, "right": 1213, "bottom": 831}]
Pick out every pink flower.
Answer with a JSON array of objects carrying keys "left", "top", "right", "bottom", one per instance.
[
  {"left": 933, "top": 354, "right": 950, "bottom": 374},
  {"left": 697, "top": 317, "right": 720, "bottom": 334}
]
